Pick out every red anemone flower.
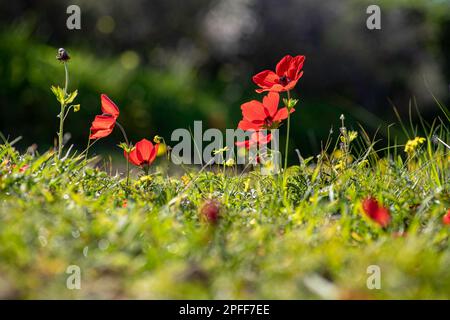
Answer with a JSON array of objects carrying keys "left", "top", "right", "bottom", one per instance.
[
  {"left": 199, "top": 199, "right": 221, "bottom": 224},
  {"left": 253, "top": 55, "right": 305, "bottom": 93},
  {"left": 125, "top": 138, "right": 159, "bottom": 167},
  {"left": 235, "top": 130, "right": 272, "bottom": 150},
  {"left": 362, "top": 197, "right": 391, "bottom": 228},
  {"left": 238, "top": 92, "right": 294, "bottom": 131},
  {"left": 89, "top": 94, "right": 120, "bottom": 140},
  {"left": 443, "top": 209, "right": 450, "bottom": 225}
]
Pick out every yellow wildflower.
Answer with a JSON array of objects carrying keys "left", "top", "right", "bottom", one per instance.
[
  {"left": 224, "top": 158, "right": 235, "bottom": 167},
  {"left": 404, "top": 137, "right": 425, "bottom": 153}
]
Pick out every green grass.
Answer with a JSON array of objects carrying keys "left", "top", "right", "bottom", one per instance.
[{"left": 0, "top": 118, "right": 449, "bottom": 299}]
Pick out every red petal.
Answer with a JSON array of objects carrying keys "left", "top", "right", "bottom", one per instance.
[
  {"left": 89, "top": 115, "right": 116, "bottom": 139},
  {"left": 267, "top": 84, "right": 288, "bottom": 93},
  {"left": 90, "top": 115, "right": 116, "bottom": 130},
  {"left": 275, "top": 55, "right": 293, "bottom": 76},
  {"left": 238, "top": 119, "right": 263, "bottom": 131},
  {"left": 148, "top": 143, "right": 159, "bottom": 164},
  {"left": 241, "top": 100, "right": 267, "bottom": 122},
  {"left": 293, "top": 56, "right": 305, "bottom": 79},
  {"left": 101, "top": 94, "right": 120, "bottom": 118},
  {"left": 374, "top": 207, "right": 391, "bottom": 227},
  {"left": 262, "top": 92, "right": 280, "bottom": 118},
  {"left": 362, "top": 197, "right": 379, "bottom": 216},
  {"left": 255, "top": 131, "right": 272, "bottom": 145},
  {"left": 252, "top": 70, "right": 279, "bottom": 91},
  {"left": 362, "top": 197, "right": 390, "bottom": 227},
  {"left": 125, "top": 148, "right": 141, "bottom": 166},
  {"left": 135, "top": 139, "right": 154, "bottom": 163},
  {"left": 283, "top": 78, "right": 300, "bottom": 91},
  {"left": 287, "top": 55, "right": 305, "bottom": 80},
  {"left": 443, "top": 209, "right": 450, "bottom": 225},
  {"left": 272, "top": 107, "right": 294, "bottom": 122},
  {"left": 235, "top": 140, "right": 250, "bottom": 148},
  {"left": 90, "top": 127, "right": 113, "bottom": 139}
]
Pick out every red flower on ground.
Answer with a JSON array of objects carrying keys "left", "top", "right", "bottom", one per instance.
[
  {"left": 11, "top": 164, "right": 29, "bottom": 173},
  {"left": 235, "top": 131, "right": 272, "bottom": 150},
  {"left": 362, "top": 197, "right": 391, "bottom": 228},
  {"left": 443, "top": 209, "right": 450, "bottom": 225},
  {"left": 238, "top": 92, "right": 294, "bottom": 131},
  {"left": 253, "top": 55, "right": 305, "bottom": 93},
  {"left": 125, "top": 138, "right": 159, "bottom": 168},
  {"left": 200, "top": 199, "right": 221, "bottom": 224},
  {"left": 89, "top": 94, "right": 120, "bottom": 139}
]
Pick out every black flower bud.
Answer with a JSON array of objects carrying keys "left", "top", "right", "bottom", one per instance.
[{"left": 56, "top": 48, "right": 70, "bottom": 62}]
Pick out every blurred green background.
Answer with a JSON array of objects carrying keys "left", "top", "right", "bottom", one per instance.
[{"left": 0, "top": 0, "right": 449, "bottom": 160}]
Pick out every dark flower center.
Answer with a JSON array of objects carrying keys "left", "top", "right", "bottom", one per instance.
[
  {"left": 264, "top": 118, "right": 273, "bottom": 128},
  {"left": 279, "top": 75, "right": 290, "bottom": 85}
]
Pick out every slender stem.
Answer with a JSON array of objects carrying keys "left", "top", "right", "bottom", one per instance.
[
  {"left": 84, "top": 135, "right": 92, "bottom": 163},
  {"left": 57, "top": 63, "right": 69, "bottom": 159},
  {"left": 58, "top": 103, "right": 65, "bottom": 159},
  {"left": 79, "top": 138, "right": 98, "bottom": 158},
  {"left": 116, "top": 121, "right": 131, "bottom": 189},
  {"left": 126, "top": 158, "right": 130, "bottom": 189},
  {"left": 63, "top": 63, "right": 69, "bottom": 95},
  {"left": 283, "top": 90, "right": 291, "bottom": 173},
  {"left": 115, "top": 122, "right": 129, "bottom": 146}
]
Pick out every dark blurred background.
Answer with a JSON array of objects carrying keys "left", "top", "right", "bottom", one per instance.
[{"left": 0, "top": 0, "right": 449, "bottom": 161}]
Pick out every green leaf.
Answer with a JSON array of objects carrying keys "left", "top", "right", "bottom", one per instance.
[
  {"left": 118, "top": 142, "right": 134, "bottom": 153},
  {"left": 288, "top": 98, "right": 299, "bottom": 109},
  {"left": 65, "top": 90, "right": 78, "bottom": 104},
  {"left": 73, "top": 104, "right": 81, "bottom": 112},
  {"left": 283, "top": 97, "right": 299, "bottom": 110},
  {"left": 50, "top": 85, "right": 65, "bottom": 104}
]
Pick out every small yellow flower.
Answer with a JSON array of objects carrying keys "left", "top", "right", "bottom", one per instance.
[
  {"left": 340, "top": 130, "right": 358, "bottom": 144},
  {"left": 181, "top": 174, "right": 190, "bottom": 186},
  {"left": 332, "top": 149, "right": 344, "bottom": 159},
  {"left": 348, "top": 131, "right": 358, "bottom": 142},
  {"left": 224, "top": 158, "right": 235, "bottom": 167},
  {"left": 334, "top": 160, "right": 345, "bottom": 171},
  {"left": 404, "top": 137, "right": 426, "bottom": 153},
  {"left": 134, "top": 175, "right": 153, "bottom": 187}
]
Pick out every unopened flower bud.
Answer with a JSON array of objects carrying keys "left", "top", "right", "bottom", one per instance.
[{"left": 56, "top": 48, "right": 70, "bottom": 62}]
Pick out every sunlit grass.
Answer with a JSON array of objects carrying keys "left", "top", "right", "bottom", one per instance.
[{"left": 0, "top": 113, "right": 448, "bottom": 299}]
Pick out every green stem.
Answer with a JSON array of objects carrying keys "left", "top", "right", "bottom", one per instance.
[
  {"left": 84, "top": 135, "right": 92, "bottom": 163},
  {"left": 64, "top": 62, "right": 69, "bottom": 95},
  {"left": 283, "top": 90, "right": 291, "bottom": 173},
  {"left": 58, "top": 103, "right": 65, "bottom": 159},
  {"left": 57, "top": 62, "right": 69, "bottom": 159},
  {"left": 116, "top": 122, "right": 131, "bottom": 190},
  {"left": 126, "top": 157, "right": 130, "bottom": 189}
]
